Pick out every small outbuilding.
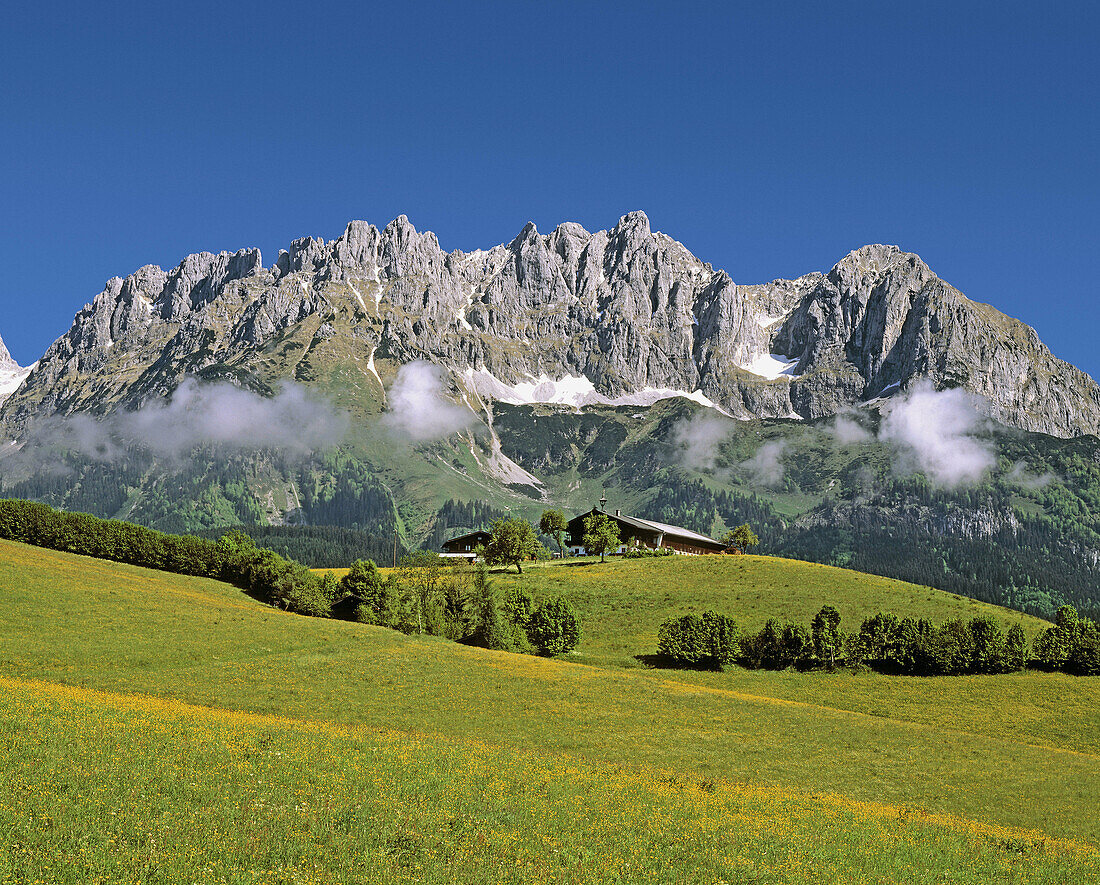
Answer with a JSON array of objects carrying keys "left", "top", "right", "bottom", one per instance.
[
  {"left": 566, "top": 506, "right": 725, "bottom": 556},
  {"left": 331, "top": 594, "right": 366, "bottom": 621}
]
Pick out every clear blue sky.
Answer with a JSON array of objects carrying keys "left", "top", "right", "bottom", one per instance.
[{"left": 2, "top": 1, "right": 1097, "bottom": 375}]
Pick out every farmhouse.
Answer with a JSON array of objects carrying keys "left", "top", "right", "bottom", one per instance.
[
  {"left": 440, "top": 529, "right": 492, "bottom": 560},
  {"left": 566, "top": 506, "right": 726, "bottom": 556}
]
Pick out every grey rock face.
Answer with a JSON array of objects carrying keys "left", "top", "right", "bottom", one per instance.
[
  {"left": 772, "top": 245, "right": 1100, "bottom": 434},
  {"left": 4, "top": 216, "right": 1099, "bottom": 439}
]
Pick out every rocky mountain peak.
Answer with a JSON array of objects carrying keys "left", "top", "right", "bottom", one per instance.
[
  {"left": 615, "top": 210, "right": 651, "bottom": 233},
  {"left": 0, "top": 331, "right": 30, "bottom": 408},
  {"left": 510, "top": 221, "right": 541, "bottom": 248}
]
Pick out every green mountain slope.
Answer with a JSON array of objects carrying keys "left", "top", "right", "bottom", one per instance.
[{"left": 8, "top": 392, "right": 1099, "bottom": 619}]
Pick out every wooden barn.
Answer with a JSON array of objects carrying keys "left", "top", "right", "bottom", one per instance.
[
  {"left": 440, "top": 529, "right": 492, "bottom": 560},
  {"left": 565, "top": 507, "right": 725, "bottom": 556}
]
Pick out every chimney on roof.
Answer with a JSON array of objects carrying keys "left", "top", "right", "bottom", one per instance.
[{"left": 615, "top": 509, "right": 621, "bottom": 516}]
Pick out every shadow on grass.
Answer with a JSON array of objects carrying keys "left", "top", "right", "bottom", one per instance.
[
  {"left": 635, "top": 653, "right": 829, "bottom": 675},
  {"left": 633, "top": 653, "right": 723, "bottom": 672}
]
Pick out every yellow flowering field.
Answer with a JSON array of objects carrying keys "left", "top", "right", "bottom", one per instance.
[{"left": 1, "top": 677, "right": 1095, "bottom": 885}]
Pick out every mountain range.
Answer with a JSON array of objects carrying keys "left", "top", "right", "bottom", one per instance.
[
  {"left": 2, "top": 211, "right": 1099, "bottom": 437},
  {"left": 2, "top": 212, "right": 1099, "bottom": 619}
]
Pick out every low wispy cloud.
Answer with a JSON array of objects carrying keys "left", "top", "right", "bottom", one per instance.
[
  {"left": 741, "top": 439, "right": 787, "bottom": 488},
  {"left": 669, "top": 412, "right": 735, "bottom": 471},
  {"left": 22, "top": 378, "right": 348, "bottom": 462},
  {"left": 828, "top": 410, "right": 872, "bottom": 445},
  {"left": 879, "top": 381, "right": 994, "bottom": 488},
  {"left": 382, "top": 360, "right": 474, "bottom": 442},
  {"left": 1007, "top": 460, "right": 1054, "bottom": 490}
]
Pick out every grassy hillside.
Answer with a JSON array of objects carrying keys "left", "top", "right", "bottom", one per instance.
[
  {"left": 1, "top": 539, "right": 1098, "bottom": 882},
  {"left": 488, "top": 555, "right": 1048, "bottom": 668},
  {"left": 319, "top": 556, "right": 1090, "bottom": 756}
]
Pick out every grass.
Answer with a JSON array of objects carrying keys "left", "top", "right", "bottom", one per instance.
[
  {"left": 1, "top": 677, "right": 1095, "bottom": 885},
  {"left": 2, "top": 539, "right": 1098, "bottom": 881}
]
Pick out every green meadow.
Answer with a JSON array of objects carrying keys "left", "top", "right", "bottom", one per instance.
[{"left": 2, "top": 539, "right": 1098, "bottom": 883}]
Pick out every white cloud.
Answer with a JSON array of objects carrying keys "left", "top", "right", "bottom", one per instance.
[
  {"left": 879, "top": 381, "right": 994, "bottom": 488},
  {"left": 741, "top": 440, "right": 787, "bottom": 488},
  {"left": 26, "top": 378, "right": 348, "bottom": 462},
  {"left": 828, "top": 411, "right": 872, "bottom": 445},
  {"left": 382, "top": 361, "right": 475, "bottom": 442},
  {"left": 1007, "top": 460, "right": 1054, "bottom": 490},
  {"left": 669, "top": 412, "right": 735, "bottom": 470}
]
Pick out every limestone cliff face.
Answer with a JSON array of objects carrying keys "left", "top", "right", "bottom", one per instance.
[
  {"left": 772, "top": 245, "right": 1100, "bottom": 434},
  {"left": 3, "top": 214, "right": 1099, "bottom": 438}
]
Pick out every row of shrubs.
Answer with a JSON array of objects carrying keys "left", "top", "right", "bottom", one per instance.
[
  {"left": 621, "top": 545, "right": 674, "bottom": 559},
  {"left": 0, "top": 499, "right": 582, "bottom": 656},
  {"left": 0, "top": 499, "right": 332, "bottom": 614},
  {"left": 658, "top": 605, "right": 1100, "bottom": 675}
]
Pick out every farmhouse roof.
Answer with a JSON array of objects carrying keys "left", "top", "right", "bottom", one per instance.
[
  {"left": 569, "top": 507, "right": 721, "bottom": 547},
  {"left": 444, "top": 529, "right": 492, "bottom": 545}
]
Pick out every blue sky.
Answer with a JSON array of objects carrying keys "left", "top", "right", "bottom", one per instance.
[{"left": 2, "top": 1, "right": 1097, "bottom": 375}]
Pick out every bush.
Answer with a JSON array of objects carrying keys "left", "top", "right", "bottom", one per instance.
[
  {"left": 658, "top": 614, "right": 707, "bottom": 665},
  {"left": 658, "top": 611, "right": 740, "bottom": 669},
  {"left": 340, "top": 559, "right": 399, "bottom": 626},
  {"left": 969, "top": 615, "right": 1008, "bottom": 673},
  {"left": 526, "top": 596, "right": 581, "bottom": 656},
  {"left": 501, "top": 586, "right": 534, "bottom": 629},
  {"left": 740, "top": 618, "right": 810, "bottom": 670},
  {"left": 1005, "top": 624, "right": 1029, "bottom": 672}
]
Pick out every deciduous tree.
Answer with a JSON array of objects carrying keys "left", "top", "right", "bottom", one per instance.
[
  {"left": 811, "top": 605, "right": 842, "bottom": 670},
  {"left": 582, "top": 513, "right": 620, "bottom": 562},
  {"left": 539, "top": 509, "right": 569, "bottom": 557},
  {"left": 722, "top": 523, "right": 759, "bottom": 554},
  {"left": 484, "top": 517, "right": 542, "bottom": 574}
]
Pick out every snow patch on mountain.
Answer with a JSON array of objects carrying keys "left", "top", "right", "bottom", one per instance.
[
  {"left": 741, "top": 353, "right": 800, "bottom": 380},
  {"left": 462, "top": 368, "right": 727, "bottom": 413},
  {"left": 0, "top": 363, "right": 32, "bottom": 407}
]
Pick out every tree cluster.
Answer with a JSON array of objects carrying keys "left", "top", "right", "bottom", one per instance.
[
  {"left": 335, "top": 555, "right": 580, "bottom": 655},
  {"left": 844, "top": 613, "right": 1029, "bottom": 675},
  {"left": 655, "top": 603, "right": 1066, "bottom": 676},
  {"left": 1033, "top": 606, "right": 1100, "bottom": 675}
]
